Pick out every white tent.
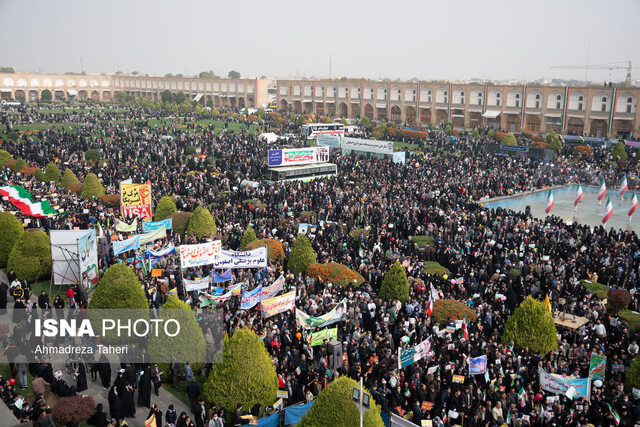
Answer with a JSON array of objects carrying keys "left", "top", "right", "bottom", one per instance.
[{"left": 258, "top": 132, "right": 279, "bottom": 144}]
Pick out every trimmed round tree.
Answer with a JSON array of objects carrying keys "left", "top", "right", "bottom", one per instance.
[
  {"left": 379, "top": 261, "right": 410, "bottom": 303},
  {"left": 0, "top": 150, "right": 13, "bottom": 167},
  {"left": 431, "top": 299, "right": 478, "bottom": 324},
  {"left": 44, "top": 162, "right": 61, "bottom": 182},
  {"left": 306, "top": 263, "right": 364, "bottom": 288},
  {"left": 607, "top": 289, "right": 632, "bottom": 315},
  {"left": 81, "top": 173, "right": 105, "bottom": 198},
  {"left": 203, "top": 328, "right": 278, "bottom": 419},
  {"left": 502, "top": 296, "right": 558, "bottom": 356},
  {"left": 34, "top": 169, "right": 46, "bottom": 182},
  {"left": 0, "top": 212, "right": 24, "bottom": 268},
  {"left": 13, "top": 158, "right": 27, "bottom": 173},
  {"left": 245, "top": 239, "right": 285, "bottom": 262},
  {"left": 7, "top": 228, "right": 52, "bottom": 282},
  {"left": 287, "top": 234, "right": 317, "bottom": 275},
  {"left": 149, "top": 296, "right": 205, "bottom": 377},
  {"left": 61, "top": 168, "right": 80, "bottom": 189},
  {"left": 299, "top": 376, "right": 384, "bottom": 427},
  {"left": 186, "top": 206, "right": 217, "bottom": 239},
  {"left": 84, "top": 149, "right": 101, "bottom": 163},
  {"left": 169, "top": 212, "right": 193, "bottom": 235},
  {"left": 239, "top": 227, "right": 257, "bottom": 250},
  {"left": 88, "top": 263, "right": 148, "bottom": 309},
  {"left": 154, "top": 195, "right": 177, "bottom": 221}
]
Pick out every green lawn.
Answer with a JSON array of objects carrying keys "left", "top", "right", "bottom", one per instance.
[
  {"left": 619, "top": 310, "right": 640, "bottom": 333},
  {"left": 581, "top": 280, "right": 609, "bottom": 300},
  {"left": 394, "top": 141, "right": 419, "bottom": 150},
  {"left": 0, "top": 364, "right": 35, "bottom": 399},
  {"left": 412, "top": 235, "right": 435, "bottom": 248},
  {"left": 164, "top": 375, "right": 206, "bottom": 407},
  {"left": 424, "top": 261, "right": 446, "bottom": 275}
]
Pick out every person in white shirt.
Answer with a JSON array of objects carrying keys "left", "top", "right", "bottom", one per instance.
[
  {"left": 591, "top": 319, "right": 606, "bottom": 337},
  {"left": 629, "top": 340, "right": 639, "bottom": 356}
]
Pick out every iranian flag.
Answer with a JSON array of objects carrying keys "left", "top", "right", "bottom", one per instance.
[
  {"left": 597, "top": 178, "right": 607, "bottom": 202},
  {"left": 574, "top": 184, "right": 583, "bottom": 207},
  {"left": 0, "top": 185, "right": 59, "bottom": 218},
  {"left": 427, "top": 297, "right": 433, "bottom": 317},
  {"left": 602, "top": 197, "right": 613, "bottom": 224},
  {"left": 619, "top": 173, "right": 628, "bottom": 197},
  {"left": 545, "top": 189, "right": 554, "bottom": 214},
  {"left": 629, "top": 191, "right": 638, "bottom": 217},
  {"left": 605, "top": 403, "right": 621, "bottom": 426},
  {"left": 461, "top": 316, "right": 469, "bottom": 340}
]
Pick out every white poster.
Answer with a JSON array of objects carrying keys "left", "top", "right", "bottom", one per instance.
[
  {"left": 179, "top": 240, "right": 222, "bottom": 269},
  {"left": 210, "top": 247, "right": 268, "bottom": 269},
  {"left": 50, "top": 230, "right": 90, "bottom": 285},
  {"left": 341, "top": 137, "right": 394, "bottom": 155},
  {"left": 78, "top": 229, "right": 99, "bottom": 289}
]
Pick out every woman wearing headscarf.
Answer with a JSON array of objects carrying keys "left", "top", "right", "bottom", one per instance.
[
  {"left": 107, "top": 385, "right": 124, "bottom": 426},
  {"left": 137, "top": 365, "right": 152, "bottom": 409},
  {"left": 75, "top": 358, "right": 88, "bottom": 393},
  {"left": 98, "top": 354, "right": 111, "bottom": 389}
]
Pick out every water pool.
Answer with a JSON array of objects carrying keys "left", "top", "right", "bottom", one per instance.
[{"left": 483, "top": 185, "right": 640, "bottom": 232}]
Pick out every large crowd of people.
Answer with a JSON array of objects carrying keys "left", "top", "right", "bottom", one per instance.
[{"left": 0, "top": 102, "right": 639, "bottom": 426}]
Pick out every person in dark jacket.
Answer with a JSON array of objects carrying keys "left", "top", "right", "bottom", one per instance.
[
  {"left": 87, "top": 403, "right": 108, "bottom": 427},
  {"left": 166, "top": 404, "right": 177, "bottom": 427}
]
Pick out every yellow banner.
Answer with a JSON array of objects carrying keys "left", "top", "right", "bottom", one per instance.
[{"left": 121, "top": 183, "right": 152, "bottom": 219}]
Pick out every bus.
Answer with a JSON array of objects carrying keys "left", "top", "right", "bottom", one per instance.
[
  {"left": 266, "top": 162, "right": 337, "bottom": 182},
  {"left": 300, "top": 123, "right": 344, "bottom": 140}
]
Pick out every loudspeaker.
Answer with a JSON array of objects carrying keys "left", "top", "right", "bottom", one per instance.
[{"left": 328, "top": 339, "right": 342, "bottom": 370}]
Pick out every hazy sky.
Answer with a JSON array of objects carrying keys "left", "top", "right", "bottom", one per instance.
[{"left": 1, "top": 0, "right": 639, "bottom": 83}]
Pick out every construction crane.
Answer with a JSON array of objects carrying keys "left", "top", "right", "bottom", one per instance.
[{"left": 551, "top": 61, "right": 639, "bottom": 86}]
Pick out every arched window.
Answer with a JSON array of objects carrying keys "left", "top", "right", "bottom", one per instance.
[
  {"left": 535, "top": 94, "right": 540, "bottom": 100},
  {"left": 556, "top": 95, "right": 561, "bottom": 100},
  {"left": 602, "top": 96, "right": 607, "bottom": 102},
  {"left": 578, "top": 96, "right": 583, "bottom": 101}
]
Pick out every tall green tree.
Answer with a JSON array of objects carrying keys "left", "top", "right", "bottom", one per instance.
[
  {"left": 41, "top": 89, "right": 52, "bottom": 101},
  {"left": 299, "top": 377, "right": 384, "bottom": 427},
  {"left": 161, "top": 90, "right": 173, "bottom": 104},
  {"left": 287, "top": 234, "right": 317, "bottom": 275},
  {"left": 186, "top": 206, "right": 217, "bottom": 239},
  {"left": 61, "top": 169, "right": 79, "bottom": 189},
  {"left": 154, "top": 196, "right": 177, "bottom": 221},
  {"left": 44, "top": 162, "right": 61, "bottom": 182},
  {"left": 7, "top": 229, "right": 52, "bottom": 282},
  {"left": 203, "top": 328, "right": 278, "bottom": 419},
  {"left": 0, "top": 212, "right": 24, "bottom": 268},
  {"left": 502, "top": 296, "right": 558, "bottom": 356},
  {"left": 611, "top": 141, "right": 627, "bottom": 161},
  {"left": 379, "top": 261, "right": 410, "bottom": 302},
  {"left": 175, "top": 92, "right": 187, "bottom": 104},
  {"left": 228, "top": 70, "right": 241, "bottom": 79},
  {"left": 81, "top": 173, "right": 105, "bottom": 198},
  {"left": 502, "top": 133, "right": 517, "bottom": 146},
  {"left": 239, "top": 227, "right": 257, "bottom": 250}
]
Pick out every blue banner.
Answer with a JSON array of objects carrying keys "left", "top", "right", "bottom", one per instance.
[
  {"left": 257, "top": 412, "right": 280, "bottom": 427},
  {"left": 142, "top": 218, "right": 173, "bottom": 233},
  {"left": 112, "top": 235, "right": 140, "bottom": 256},
  {"left": 212, "top": 269, "right": 233, "bottom": 283},
  {"left": 145, "top": 243, "right": 175, "bottom": 258},
  {"left": 469, "top": 355, "right": 487, "bottom": 375},
  {"left": 241, "top": 285, "right": 262, "bottom": 310},
  {"left": 284, "top": 401, "right": 315, "bottom": 425}
]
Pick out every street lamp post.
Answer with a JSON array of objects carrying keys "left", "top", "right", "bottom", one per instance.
[{"left": 352, "top": 377, "right": 370, "bottom": 427}]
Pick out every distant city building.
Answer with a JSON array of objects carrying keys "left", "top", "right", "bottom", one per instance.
[{"left": 1, "top": 72, "right": 638, "bottom": 138}]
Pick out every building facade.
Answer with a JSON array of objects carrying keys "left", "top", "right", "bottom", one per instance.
[
  {"left": 276, "top": 80, "right": 640, "bottom": 138},
  {"left": 1, "top": 72, "right": 638, "bottom": 138}
]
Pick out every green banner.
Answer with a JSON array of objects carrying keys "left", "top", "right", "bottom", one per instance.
[
  {"left": 309, "top": 328, "right": 337, "bottom": 346},
  {"left": 589, "top": 354, "right": 606, "bottom": 380}
]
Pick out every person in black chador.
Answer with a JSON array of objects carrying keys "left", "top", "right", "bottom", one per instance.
[
  {"left": 137, "top": 365, "right": 152, "bottom": 409},
  {"left": 108, "top": 385, "right": 124, "bottom": 425},
  {"left": 98, "top": 354, "right": 111, "bottom": 389}
]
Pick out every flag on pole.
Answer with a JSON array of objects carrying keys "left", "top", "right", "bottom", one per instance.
[
  {"left": 598, "top": 178, "right": 607, "bottom": 202},
  {"left": 145, "top": 414, "right": 157, "bottom": 427},
  {"left": 427, "top": 297, "right": 433, "bottom": 317},
  {"left": 629, "top": 191, "right": 638, "bottom": 217},
  {"left": 574, "top": 184, "right": 583, "bottom": 207},
  {"left": 430, "top": 284, "right": 440, "bottom": 301},
  {"left": 620, "top": 174, "right": 628, "bottom": 197},
  {"left": 605, "top": 403, "right": 621, "bottom": 426},
  {"left": 517, "top": 387, "right": 526, "bottom": 407},
  {"left": 98, "top": 222, "right": 105, "bottom": 238},
  {"left": 283, "top": 200, "right": 288, "bottom": 211},
  {"left": 461, "top": 316, "right": 469, "bottom": 340},
  {"left": 544, "top": 294, "right": 552, "bottom": 313},
  {"left": 545, "top": 189, "right": 554, "bottom": 214},
  {"left": 602, "top": 197, "right": 613, "bottom": 224}
]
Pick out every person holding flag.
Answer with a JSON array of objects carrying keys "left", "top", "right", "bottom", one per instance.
[
  {"left": 545, "top": 189, "right": 554, "bottom": 215},
  {"left": 574, "top": 183, "right": 583, "bottom": 211},
  {"left": 597, "top": 177, "right": 607, "bottom": 206},
  {"left": 602, "top": 197, "right": 614, "bottom": 224},
  {"left": 629, "top": 191, "right": 638, "bottom": 221},
  {"left": 619, "top": 173, "right": 628, "bottom": 201}
]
